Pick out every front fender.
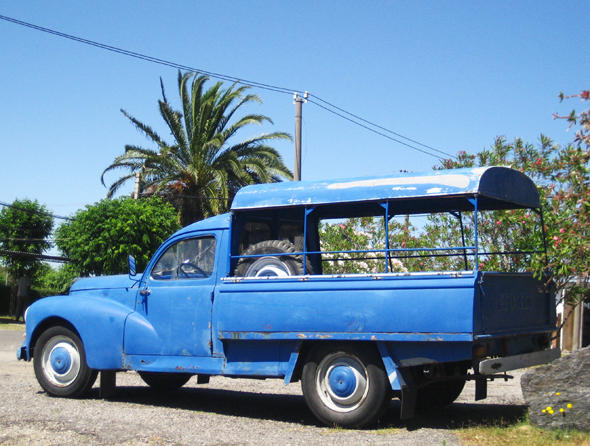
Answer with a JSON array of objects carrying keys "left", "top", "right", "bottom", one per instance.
[{"left": 24, "top": 295, "right": 133, "bottom": 370}]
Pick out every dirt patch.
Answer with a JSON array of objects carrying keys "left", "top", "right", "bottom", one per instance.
[{"left": 0, "top": 328, "right": 526, "bottom": 445}]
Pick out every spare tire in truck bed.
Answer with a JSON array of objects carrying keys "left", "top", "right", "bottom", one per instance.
[{"left": 234, "top": 240, "right": 313, "bottom": 277}]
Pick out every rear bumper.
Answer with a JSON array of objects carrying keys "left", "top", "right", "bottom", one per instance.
[{"left": 478, "top": 348, "right": 561, "bottom": 374}]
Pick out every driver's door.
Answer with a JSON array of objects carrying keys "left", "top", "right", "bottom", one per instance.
[{"left": 124, "top": 234, "right": 218, "bottom": 357}]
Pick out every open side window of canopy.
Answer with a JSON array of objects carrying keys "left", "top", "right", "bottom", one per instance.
[{"left": 229, "top": 167, "right": 545, "bottom": 276}]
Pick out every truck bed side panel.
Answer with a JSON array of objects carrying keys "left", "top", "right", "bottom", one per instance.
[{"left": 215, "top": 274, "right": 477, "bottom": 336}]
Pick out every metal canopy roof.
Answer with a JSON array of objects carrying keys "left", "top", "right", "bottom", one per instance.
[{"left": 230, "top": 167, "right": 540, "bottom": 217}]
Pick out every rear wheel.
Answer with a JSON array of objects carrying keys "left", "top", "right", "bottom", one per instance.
[
  {"left": 301, "top": 343, "right": 391, "bottom": 428},
  {"left": 413, "top": 363, "right": 467, "bottom": 412},
  {"left": 33, "top": 326, "right": 98, "bottom": 398},
  {"left": 138, "top": 372, "right": 192, "bottom": 390}
]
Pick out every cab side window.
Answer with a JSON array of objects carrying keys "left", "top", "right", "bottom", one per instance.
[{"left": 151, "top": 236, "right": 216, "bottom": 280}]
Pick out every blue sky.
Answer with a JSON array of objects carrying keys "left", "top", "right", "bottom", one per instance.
[{"left": 1, "top": 1, "right": 588, "bottom": 233}]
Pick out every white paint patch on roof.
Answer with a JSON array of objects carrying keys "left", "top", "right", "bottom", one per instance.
[{"left": 327, "top": 174, "right": 471, "bottom": 190}]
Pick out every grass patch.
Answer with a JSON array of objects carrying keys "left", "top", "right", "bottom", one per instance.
[
  {"left": 374, "top": 400, "right": 590, "bottom": 445},
  {"left": 320, "top": 423, "right": 345, "bottom": 434},
  {"left": 0, "top": 316, "right": 25, "bottom": 331},
  {"left": 374, "top": 427, "right": 398, "bottom": 435},
  {"left": 456, "top": 415, "right": 590, "bottom": 445}
]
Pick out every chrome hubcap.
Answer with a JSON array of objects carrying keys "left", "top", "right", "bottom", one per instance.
[
  {"left": 316, "top": 352, "right": 369, "bottom": 412},
  {"left": 41, "top": 336, "right": 81, "bottom": 387}
]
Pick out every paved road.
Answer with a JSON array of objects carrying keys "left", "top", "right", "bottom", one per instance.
[{"left": 0, "top": 326, "right": 526, "bottom": 445}]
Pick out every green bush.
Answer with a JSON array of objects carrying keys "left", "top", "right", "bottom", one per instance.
[{"left": 33, "top": 288, "right": 62, "bottom": 298}]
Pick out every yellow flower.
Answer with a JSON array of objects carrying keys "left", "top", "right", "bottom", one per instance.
[
  {"left": 546, "top": 406, "right": 552, "bottom": 411},
  {"left": 567, "top": 403, "right": 573, "bottom": 409},
  {"left": 549, "top": 409, "right": 555, "bottom": 414},
  {"left": 560, "top": 408, "right": 565, "bottom": 413},
  {"left": 542, "top": 409, "right": 546, "bottom": 413},
  {"left": 556, "top": 392, "right": 561, "bottom": 396}
]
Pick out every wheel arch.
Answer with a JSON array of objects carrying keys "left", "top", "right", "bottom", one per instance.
[
  {"left": 25, "top": 295, "right": 130, "bottom": 370},
  {"left": 30, "top": 316, "right": 78, "bottom": 360},
  {"left": 298, "top": 339, "right": 393, "bottom": 428},
  {"left": 288, "top": 340, "right": 386, "bottom": 383}
]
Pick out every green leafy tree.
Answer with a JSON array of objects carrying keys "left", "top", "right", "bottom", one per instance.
[
  {"left": 317, "top": 140, "right": 554, "bottom": 276},
  {"left": 0, "top": 198, "right": 54, "bottom": 279},
  {"left": 320, "top": 90, "right": 590, "bottom": 307},
  {"left": 319, "top": 217, "right": 426, "bottom": 274},
  {"left": 433, "top": 89, "right": 590, "bottom": 305},
  {"left": 547, "top": 90, "right": 590, "bottom": 304},
  {"left": 430, "top": 137, "right": 553, "bottom": 274},
  {"left": 35, "top": 263, "right": 79, "bottom": 295},
  {"left": 319, "top": 218, "right": 388, "bottom": 274},
  {"left": 55, "top": 197, "right": 180, "bottom": 276},
  {"left": 102, "top": 71, "right": 293, "bottom": 226}
]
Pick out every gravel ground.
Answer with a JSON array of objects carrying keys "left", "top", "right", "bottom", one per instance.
[{"left": 0, "top": 325, "right": 527, "bottom": 446}]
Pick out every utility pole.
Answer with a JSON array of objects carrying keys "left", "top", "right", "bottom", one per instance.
[
  {"left": 293, "top": 92, "right": 308, "bottom": 181},
  {"left": 133, "top": 164, "right": 147, "bottom": 199},
  {"left": 133, "top": 171, "right": 141, "bottom": 199}
]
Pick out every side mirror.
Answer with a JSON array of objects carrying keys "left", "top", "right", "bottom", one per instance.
[{"left": 128, "top": 255, "right": 137, "bottom": 278}]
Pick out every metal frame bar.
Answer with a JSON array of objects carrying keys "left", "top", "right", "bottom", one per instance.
[
  {"left": 468, "top": 197, "right": 479, "bottom": 271},
  {"left": 302, "top": 207, "right": 315, "bottom": 273},
  {"left": 229, "top": 193, "right": 547, "bottom": 275}
]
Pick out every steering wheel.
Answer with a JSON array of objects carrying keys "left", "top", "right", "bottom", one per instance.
[{"left": 177, "top": 262, "right": 207, "bottom": 278}]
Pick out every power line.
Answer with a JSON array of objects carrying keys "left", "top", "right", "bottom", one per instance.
[
  {"left": 0, "top": 15, "right": 296, "bottom": 96},
  {"left": 0, "top": 14, "right": 455, "bottom": 160},
  {"left": 307, "top": 95, "right": 455, "bottom": 158},
  {"left": 306, "top": 98, "right": 450, "bottom": 159},
  {"left": 0, "top": 225, "right": 53, "bottom": 233},
  {"left": 0, "top": 238, "right": 56, "bottom": 243},
  {"left": 0, "top": 200, "right": 71, "bottom": 221},
  {"left": 0, "top": 249, "right": 70, "bottom": 263}
]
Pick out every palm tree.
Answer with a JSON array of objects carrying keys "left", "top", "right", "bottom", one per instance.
[{"left": 101, "top": 71, "right": 293, "bottom": 226}]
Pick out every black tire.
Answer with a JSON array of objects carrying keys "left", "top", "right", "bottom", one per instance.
[
  {"left": 413, "top": 363, "right": 467, "bottom": 412},
  {"left": 301, "top": 343, "right": 392, "bottom": 428},
  {"left": 33, "top": 326, "right": 98, "bottom": 398},
  {"left": 138, "top": 372, "right": 192, "bottom": 390},
  {"left": 234, "top": 240, "right": 313, "bottom": 277}
]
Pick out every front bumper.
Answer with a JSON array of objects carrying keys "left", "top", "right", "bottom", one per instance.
[{"left": 16, "top": 342, "right": 28, "bottom": 361}]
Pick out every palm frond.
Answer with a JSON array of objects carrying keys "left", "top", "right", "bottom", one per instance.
[
  {"left": 158, "top": 100, "right": 188, "bottom": 156},
  {"left": 178, "top": 72, "right": 193, "bottom": 144},
  {"left": 221, "top": 115, "right": 275, "bottom": 141},
  {"left": 104, "top": 173, "right": 137, "bottom": 198},
  {"left": 107, "top": 70, "right": 292, "bottom": 225},
  {"left": 219, "top": 92, "right": 264, "bottom": 130},
  {"left": 121, "top": 110, "right": 166, "bottom": 148}
]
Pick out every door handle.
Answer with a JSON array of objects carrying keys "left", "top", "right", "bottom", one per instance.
[{"left": 138, "top": 289, "right": 150, "bottom": 313}]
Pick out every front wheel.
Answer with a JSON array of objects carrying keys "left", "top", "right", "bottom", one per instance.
[
  {"left": 33, "top": 326, "right": 98, "bottom": 398},
  {"left": 301, "top": 343, "right": 391, "bottom": 428}
]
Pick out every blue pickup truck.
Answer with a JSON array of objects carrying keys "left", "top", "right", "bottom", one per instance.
[{"left": 18, "top": 166, "right": 559, "bottom": 428}]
